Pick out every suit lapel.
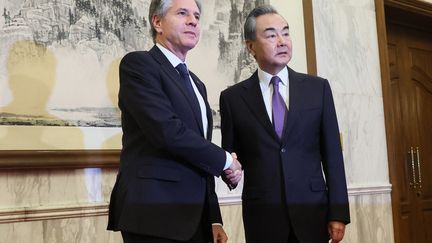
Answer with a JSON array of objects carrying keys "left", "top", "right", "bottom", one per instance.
[
  {"left": 241, "top": 72, "right": 281, "bottom": 142},
  {"left": 190, "top": 72, "right": 213, "bottom": 140},
  {"left": 149, "top": 46, "right": 180, "bottom": 86},
  {"left": 149, "top": 46, "right": 205, "bottom": 137},
  {"left": 281, "top": 67, "right": 303, "bottom": 143}
]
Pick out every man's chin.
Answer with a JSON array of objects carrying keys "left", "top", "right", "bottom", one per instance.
[
  {"left": 183, "top": 41, "right": 199, "bottom": 50},
  {"left": 276, "top": 55, "right": 291, "bottom": 65}
]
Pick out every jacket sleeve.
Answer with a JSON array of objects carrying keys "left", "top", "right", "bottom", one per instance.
[
  {"left": 320, "top": 79, "right": 350, "bottom": 224},
  {"left": 219, "top": 90, "right": 235, "bottom": 153},
  {"left": 207, "top": 176, "right": 223, "bottom": 224}
]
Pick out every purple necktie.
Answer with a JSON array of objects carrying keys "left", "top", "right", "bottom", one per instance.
[{"left": 271, "top": 76, "right": 287, "bottom": 139}]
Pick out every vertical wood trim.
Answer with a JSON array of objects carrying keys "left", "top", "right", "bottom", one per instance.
[
  {"left": 374, "top": 0, "right": 400, "bottom": 242},
  {"left": 302, "top": 0, "right": 317, "bottom": 76}
]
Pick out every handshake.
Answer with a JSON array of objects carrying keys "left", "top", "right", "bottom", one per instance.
[{"left": 222, "top": 152, "right": 242, "bottom": 189}]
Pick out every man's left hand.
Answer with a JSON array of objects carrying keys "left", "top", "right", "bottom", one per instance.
[
  {"left": 212, "top": 224, "right": 228, "bottom": 243},
  {"left": 328, "top": 221, "right": 346, "bottom": 243}
]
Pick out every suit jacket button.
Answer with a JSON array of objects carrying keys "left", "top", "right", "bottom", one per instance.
[{"left": 281, "top": 148, "right": 286, "bottom": 153}]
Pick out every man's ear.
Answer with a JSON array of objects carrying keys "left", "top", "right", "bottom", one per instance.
[
  {"left": 152, "top": 15, "right": 162, "bottom": 34},
  {"left": 246, "top": 40, "right": 255, "bottom": 57}
]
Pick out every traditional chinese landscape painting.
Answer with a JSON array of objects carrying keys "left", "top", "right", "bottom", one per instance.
[{"left": 0, "top": 0, "right": 268, "bottom": 150}]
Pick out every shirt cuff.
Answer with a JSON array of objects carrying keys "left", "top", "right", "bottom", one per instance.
[
  {"left": 212, "top": 223, "right": 223, "bottom": 226},
  {"left": 223, "top": 151, "right": 233, "bottom": 170}
]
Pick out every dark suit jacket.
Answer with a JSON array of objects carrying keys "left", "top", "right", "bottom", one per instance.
[
  {"left": 220, "top": 67, "right": 350, "bottom": 243},
  {"left": 107, "top": 46, "right": 226, "bottom": 241}
]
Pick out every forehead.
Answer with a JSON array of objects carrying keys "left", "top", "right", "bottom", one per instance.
[
  {"left": 169, "top": 0, "right": 200, "bottom": 13},
  {"left": 255, "top": 13, "right": 288, "bottom": 30}
]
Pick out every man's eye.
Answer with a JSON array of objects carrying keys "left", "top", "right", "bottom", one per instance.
[
  {"left": 194, "top": 14, "right": 200, "bottom": 20},
  {"left": 267, "top": 34, "right": 276, "bottom": 38},
  {"left": 178, "top": 11, "right": 187, "bottom": 16}
]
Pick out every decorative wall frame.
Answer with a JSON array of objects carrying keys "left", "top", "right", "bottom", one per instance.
[{"left": 0, "top": 0, "right": 316, "bottom": 169}]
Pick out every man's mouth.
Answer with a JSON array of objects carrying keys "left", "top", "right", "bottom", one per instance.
[{"left": 184, "top": 31, "right": 196, "bottom": 37}]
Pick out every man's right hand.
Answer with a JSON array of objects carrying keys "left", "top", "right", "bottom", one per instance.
[{"left": 222, "top": 153, "right": 242, "bottom": 189}]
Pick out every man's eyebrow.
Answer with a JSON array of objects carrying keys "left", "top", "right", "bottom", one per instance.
[
  {"left": 263, "top": 27, "right": 277, "bottom": 32},
  {"left": 176, "top": 7, "right": 188, "bottom": 12},
  {"left": 263, "top": 25, "right": 289, "bottom": 32},
  {"left": 176, "top": 7, "right": 200, "bottom": 15}
]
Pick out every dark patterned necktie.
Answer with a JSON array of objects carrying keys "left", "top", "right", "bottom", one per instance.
[
  {"left": 175, "top": 63, "right": 201, "bottom": 115},
  {"left": 271, "top": 76, "right": 287, "bottom": 139}
]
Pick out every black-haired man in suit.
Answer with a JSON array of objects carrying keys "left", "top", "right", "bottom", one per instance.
[{"left": 220, "top": 5, "right": 350, "bottom": 243}]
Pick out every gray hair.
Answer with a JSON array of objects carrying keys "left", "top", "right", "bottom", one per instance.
[
  {"left": 149, "top": 0, "right": 202, "bottom": 42},
  {"left": 244, "top": 5, "right": 278, "bottom": 41}
]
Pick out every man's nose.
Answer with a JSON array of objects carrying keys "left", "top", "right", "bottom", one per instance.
[
  {"left": 277, "top": 35, "right": 287, "bottom": 46},
  {"left": 186, "top": 14, "right": 198, "bottom": 26}
]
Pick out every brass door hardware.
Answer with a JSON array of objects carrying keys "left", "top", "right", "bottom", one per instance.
[
  {"left": 416, "top": 147, "right": 422, "bottom": 189},
  {"left": 409, "top": 147, "right": 417, "bottom": 188}
]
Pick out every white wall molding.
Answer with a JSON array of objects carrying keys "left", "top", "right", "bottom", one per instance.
[
  {"left": 218, "top": 194, "right": 242, "bottom": 205},
  {"left": 0, "top": 184, "right": 392, "bottom": 224},
  {"left": 348, "top": 184, "right": 392, "bottom": 196},
  {"left": 0, "top": 203, "right": 108, "bottom": 224}
]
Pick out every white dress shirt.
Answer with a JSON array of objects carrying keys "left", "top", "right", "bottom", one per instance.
[{"left": 257, "top": 66, "right": 290, "bottom": 122}]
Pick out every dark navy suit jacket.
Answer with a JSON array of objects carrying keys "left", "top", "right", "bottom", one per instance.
[
  {"left": 108, "top": 46, "right": 226, "bottom": 241},
  {"left": 220, "top": 67, "right": 350, "bottom": 243}
]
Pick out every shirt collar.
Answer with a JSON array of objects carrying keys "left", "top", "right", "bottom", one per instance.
[
  {"left": 257, "top": 66, "right": 289, "bottom": 88},
  {"left": 156, "top": 43, "right": 185, "bottom": 68}
]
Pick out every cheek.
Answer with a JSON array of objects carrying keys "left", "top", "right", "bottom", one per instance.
[
  {"left": 261, "top": 44, "right": 274, "bottom": 54},
  {"left": 287, "top": 41, "right": 293, "bottom": 52}
]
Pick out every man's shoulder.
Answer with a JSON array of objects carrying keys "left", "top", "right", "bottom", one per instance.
[
  {"left": 221, "top": 79, "right": 250, "bottom": 97},
  {"left": 119, "top": 50, "right": 160, "bottom": 71},
  {"left": 121, "top": 50, "right": 151, "bottom": 62},
  {"left": 222, "top": 72, "right": 257, "bottom": 95},
  {"left": 289, "top": 68, "right": 327, "bottom": 84}
]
